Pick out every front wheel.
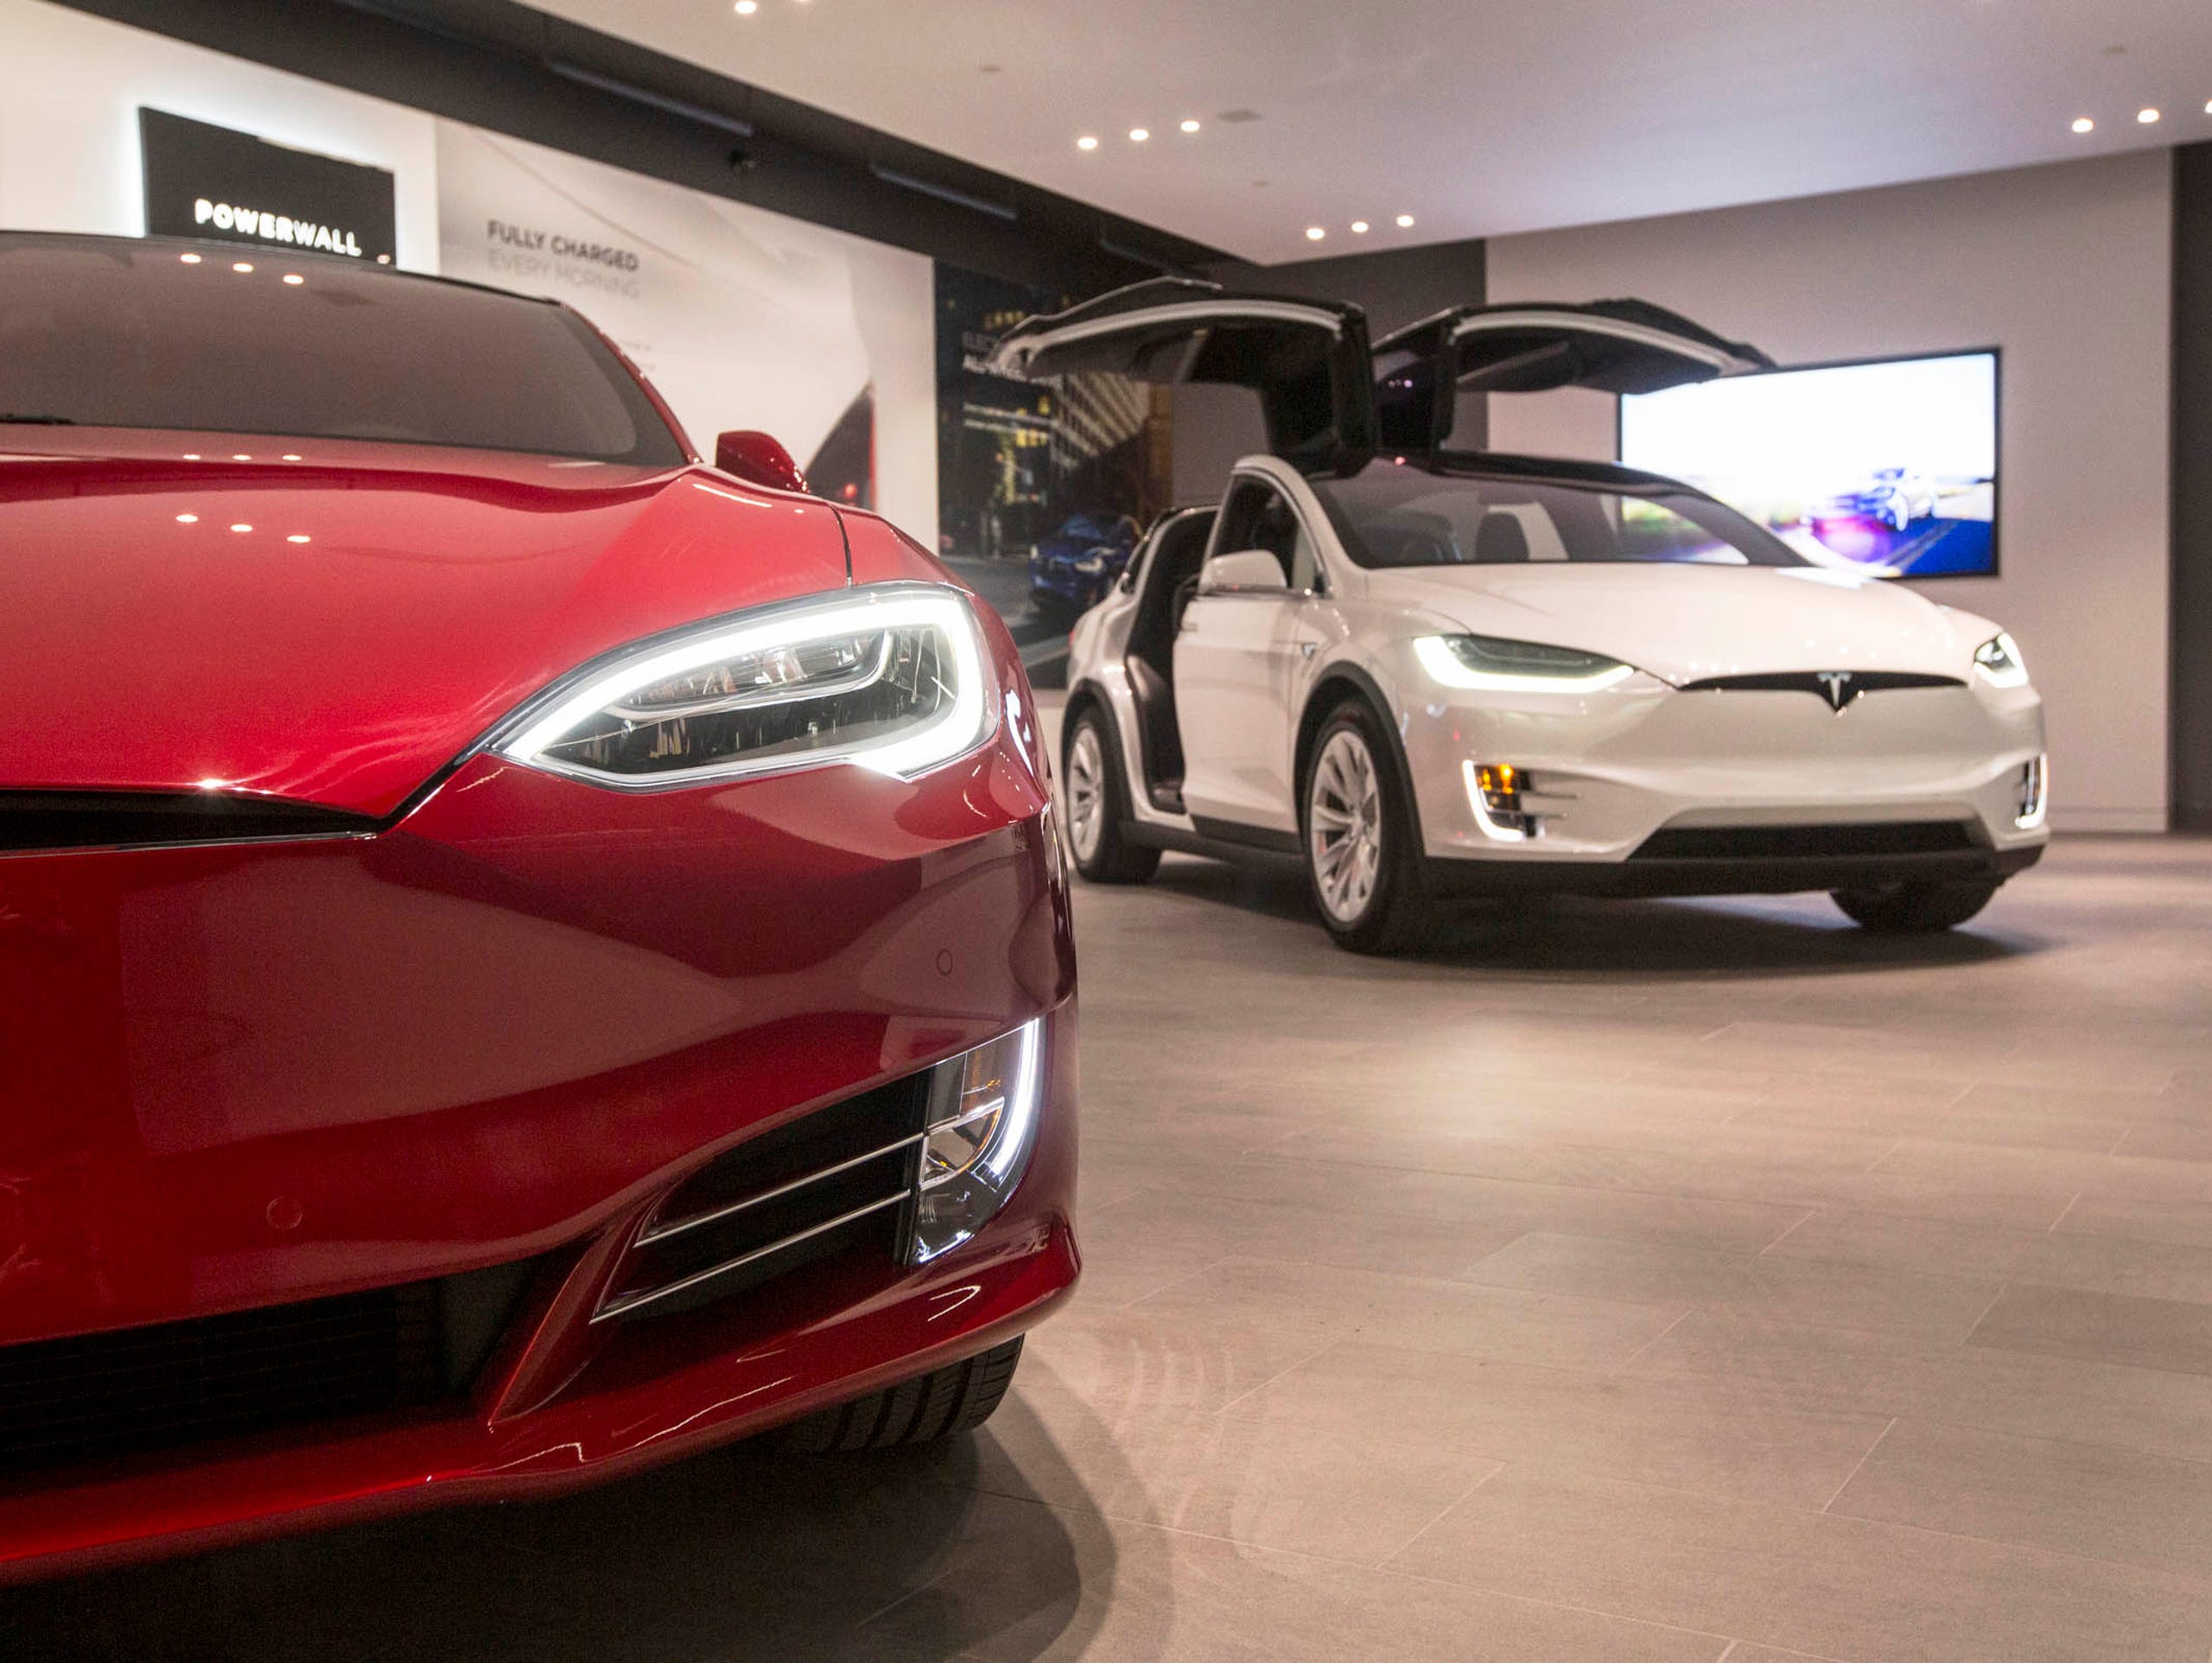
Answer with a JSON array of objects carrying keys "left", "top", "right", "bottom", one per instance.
[
  {"left": 1301, "top": 701, "right": 1430, "bottom": 955},
  {"left": 1063, "top": 708, "right": 1159, "bottom": 885},
  {"left": 1832, "top": 878, "right": 2000, "bottom": 933}
]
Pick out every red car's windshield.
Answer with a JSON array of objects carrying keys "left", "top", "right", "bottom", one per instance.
[{"left": 0, "top": 233, "right": 686, "bottom": 466}]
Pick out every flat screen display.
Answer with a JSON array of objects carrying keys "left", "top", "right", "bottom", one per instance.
[{"left": 1618, "top": 350, "right": 1998, "bottom": 577}]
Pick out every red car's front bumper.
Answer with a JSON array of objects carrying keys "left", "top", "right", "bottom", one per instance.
[{"left": 0, "top": 620, "right": 1078, "bottom": 1580}]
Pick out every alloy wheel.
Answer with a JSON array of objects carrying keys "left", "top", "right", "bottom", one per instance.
[
  {"left": 1309, "top": 728, "right": 1382, "bottom": 924},
  {"left": 1066, "top": 722, "right": 1106, "bottom": 861}
]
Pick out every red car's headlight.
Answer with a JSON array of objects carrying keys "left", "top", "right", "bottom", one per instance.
[{"left": 499, "top": 582, "right": 996, "bottom": 790}]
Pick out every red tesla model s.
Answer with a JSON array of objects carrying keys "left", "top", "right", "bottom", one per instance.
[{"left": 0, "top": 231, "right": 1078, "bottom": 1579}]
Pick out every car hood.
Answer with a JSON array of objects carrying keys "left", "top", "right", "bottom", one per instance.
[
  {"left": 0, "top": 430, "right": 852, "bottom": 816},
  {"left": 1374, "top": 562, "right": 1989, "bottom": 685}
]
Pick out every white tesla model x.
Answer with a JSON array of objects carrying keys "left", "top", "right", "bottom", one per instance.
[{"left": 991, "top": 282, "right": 2048, "bottom": 954}]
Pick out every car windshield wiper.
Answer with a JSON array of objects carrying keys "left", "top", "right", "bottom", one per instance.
[{"left": 0, "top": 414, "right": 77, "bottom": 424}]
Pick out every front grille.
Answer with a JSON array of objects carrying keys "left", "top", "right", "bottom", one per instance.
[
  {"left": 0, "top": 1260, "right": 535, "bottom": 1480},
  {"left": 1632, "top": 822, "right": 1978, "bottom": 861},
  {"left": 0, "top": 790, "right": 378, "bottom": 854},
  {"left": 1678, "top": 671, "right": 1963, "bottom": 702},
  {"left": 598, "top": 1074, "right": 934, "bottom": 1322}
]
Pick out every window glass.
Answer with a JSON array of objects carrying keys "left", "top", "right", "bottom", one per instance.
[
  {"left": 0, "top": 234, "right": 685, "bottom": 465},
  {"left": 1215, "top": 477, "right": 1322, "bottom": 588},
  {"left": 1310, "top": 460, "right": 1806, "bottom": 569}
]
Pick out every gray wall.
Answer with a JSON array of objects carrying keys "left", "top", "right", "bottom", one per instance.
[
  {"left": 1486, "top": 153, "right": 2174, "bottom": 834},
  {"left": 1171, "top": 236, "right": 1487, "bottom": 505}
]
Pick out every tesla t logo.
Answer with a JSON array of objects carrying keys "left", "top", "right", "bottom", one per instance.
[{"left": 1815, "top": 671, "right": 1859, "bottom": 711}]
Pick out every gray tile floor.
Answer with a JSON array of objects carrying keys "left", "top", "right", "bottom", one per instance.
[{"left": 10, "top": 825, "right": 2212, "bottom": 1660}]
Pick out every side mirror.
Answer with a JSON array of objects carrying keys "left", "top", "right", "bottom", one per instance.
[
  {"left": 1200, "top": 549, "right": 1290, "bottom": 593},
  {"left": 715, "top": 430, "right": 809, "bottom": 494}
]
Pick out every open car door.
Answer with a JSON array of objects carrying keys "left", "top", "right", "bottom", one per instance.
[
  {"left": 1373, "top": 299, "right": 1774, "bottom": 450},
  {"left": 986, "top": 278, "right": 1376, "bottom": 460}
]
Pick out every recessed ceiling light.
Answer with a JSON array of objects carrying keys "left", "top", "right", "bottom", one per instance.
[
  {"left": 2071, "top": 117, "right": 2095, "bottom": 133},
  {"left": 1351, "top": 220, "right": 1370, "bottom": 233},
  {"left": 179, "top": 252, "right": 201, "bottom": 264},
  {"left": 1129, "top": 127, "right": 1149, "bottom": 142},
  {"left": 1179, "top": 118, "right": 1201, "bottom": 133},
  {"left": 175, "top": 513, "right": 198, "bottom": 524},
  {"left": 287, "top": 534, "right": 312, "bottom": 544},
  {"left": 283, "top": 274, "right": 304, "bottom": 285},
  {"left": 1395, "top": 213, "right": 1415, "bottom": 228},
  {"left": 1306, "top": 226, "right": 1325, "bottom": 241},
  {"left": 2139, "top": 106, "right": 2160, "bottom": 124},
  {"left": 232, "top": 262, "right": 253, "bottom": 273},
  {"left": 734, "top": 1, "right": 757, "bottom": 13},
  {"left": 2205, "top": 99, "right": 2212, "bottom": 115},
  {"left": 1077, "top": 135, "right": 1099, "bottom": 150},
  {"left": 230, "top": 524, "right": 252, "bottom": 533}
]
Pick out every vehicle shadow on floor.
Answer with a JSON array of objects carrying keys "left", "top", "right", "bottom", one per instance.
[
  {"left": 0, "top": 1388, "right": 1120, "bottom": 1662},
  {"left": 1141, "top": 856, "right": 2043, "bottom": 981}
]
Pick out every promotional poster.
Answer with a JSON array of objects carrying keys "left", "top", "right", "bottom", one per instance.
[{"left": 434, "top": 122, "right": 938, "bottom": 538}]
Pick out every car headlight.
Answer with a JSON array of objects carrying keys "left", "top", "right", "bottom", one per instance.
[
  {"left": 499, "top": 582, "right": 995, "bottom": 790},
  {"left": 909, "top": 1018, "right": 1045, "bottom": 1264},
  {"left": 1414, "top": 633, "right": 1635, "bottom": 693},
  {"left": 1974, "top": 632, "right": 2030, "bottom": 689}
]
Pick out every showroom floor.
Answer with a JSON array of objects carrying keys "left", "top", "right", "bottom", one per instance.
[{"left": 12, "top": 828, "right": 2212, "bottom": 1658}]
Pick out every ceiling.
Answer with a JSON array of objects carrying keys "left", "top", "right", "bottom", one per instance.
[{"left": 537, "top": 0, "right": 2212, "bottom": 265}]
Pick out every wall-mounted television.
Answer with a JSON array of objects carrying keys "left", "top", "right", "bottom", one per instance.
[{"left": 1618, "top": 349, "right": 1999, "bottom": 577}]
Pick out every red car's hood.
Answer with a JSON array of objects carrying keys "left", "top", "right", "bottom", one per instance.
[{"left": 0, "top": 430, "right": 852, "bottom": 816}]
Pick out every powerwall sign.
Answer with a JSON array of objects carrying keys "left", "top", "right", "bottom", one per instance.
[{"left": 138, "top": 109, "right": 397, "bottom": 263}]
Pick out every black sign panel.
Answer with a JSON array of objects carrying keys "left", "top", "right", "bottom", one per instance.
[{"left": 139, "top": 108, "right": 397, "bottom": 264}]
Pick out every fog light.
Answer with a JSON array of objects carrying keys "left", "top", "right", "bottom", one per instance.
[
  {"left": 908, "top": 1017, "right": 1045, "bottom": 1264},
  {"left": 1465, "top": 761, "right": 1535, "bottom": 841},
  {"left": 2016, "top": 754, "right": 2048, "bottom": 829}
]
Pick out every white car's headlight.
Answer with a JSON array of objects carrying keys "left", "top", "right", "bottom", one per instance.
[
  {"left": 1974, "top": 631, "right": 2030, "bottom": 689},
  {"left": 500, "top": 582, "right": 995, "bottom": 790},
  {"left": 1415, "top": 633, "right": 1635, "bottom": 693}
]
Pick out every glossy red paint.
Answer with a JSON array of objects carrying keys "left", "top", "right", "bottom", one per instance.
[
  {"left": 714, "top": 429, "right": 810, "bottom": 495},
  {"left": 0, "top": 421, "right": 1078, "bottom": 1572},
  {"left": 0, "top": 429, "right": 850, "bottom": 815}
]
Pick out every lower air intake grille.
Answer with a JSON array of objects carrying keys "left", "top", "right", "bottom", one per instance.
[
  {"left": 599, "top": 1073, "right": 934, "bottom": 1322},
  {"left": 1632, "top": 822, "right": 1977, "bottom": 861},
  {"left": 0, "top": 1260, "right": 536, "bottom": 1480}
]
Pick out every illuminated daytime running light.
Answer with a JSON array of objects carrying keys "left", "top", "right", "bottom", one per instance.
[
  {"left": 499, "top": 583, "right": 995, "bottom": 790},
  {"left": 2016, "top": 754, "right": 2049, "bottom": 830},
  {"left": 1415, "top": 633, "right": 1634, "bottom": 693},
  {"left": 1973, "top": 631, "right": 2030, "bottom": 689},
  {"left": 910, "top": 1018, "right": 1046, "bottom": 1263},
  {"left": 1463, "top": 761, "right": 1535, "bottom": 841}
]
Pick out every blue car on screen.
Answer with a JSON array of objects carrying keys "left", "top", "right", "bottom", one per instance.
[{"left": 1029, "top": 513, "right": 1141, "bottom": 617}]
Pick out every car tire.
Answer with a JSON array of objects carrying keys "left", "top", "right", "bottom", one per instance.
[
  {"left": 1831, "top": 878, "right": 2001, "bottom": 933},
  {"left": 780, "top": 1338, "right": 1024, "bottom": 1454},
  {"left": 1063, "top": 706, "right": 1160, "bottom": 885},
  {"left": 1300, "top": 699, "right": 1431, "bottom": 955}
]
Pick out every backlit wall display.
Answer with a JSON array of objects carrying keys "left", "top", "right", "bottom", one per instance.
[
  {"left": 139, "top": 108, "right": 397, "bottom": 264},
  {"left": 1619, "top": 350, "right": 1999, "bottom": 576}
]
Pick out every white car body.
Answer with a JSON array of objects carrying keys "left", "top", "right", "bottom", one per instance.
[{"left": 994, "top": 281, "right": 2046, "bottom": 935}]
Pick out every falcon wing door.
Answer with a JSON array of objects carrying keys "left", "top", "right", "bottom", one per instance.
[
  {"left": 1374, "top": 299, "right": 1774, "bottom": 449},
  {"left": 986, "top": 278, "right": 1376, "bottom": 460}
]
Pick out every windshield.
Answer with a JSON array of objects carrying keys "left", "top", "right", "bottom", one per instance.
[
  {"left": 0, "top": 234, "right": 685, "bottom": 465},
  {"left": 1312, "top": 460, "right": 1808, "bottom": 569}
]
